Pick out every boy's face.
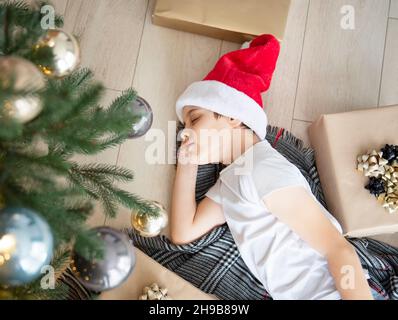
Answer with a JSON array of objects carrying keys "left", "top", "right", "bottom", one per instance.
[{"left": 181, "top": 105, "right": 240, "bottom": 164}]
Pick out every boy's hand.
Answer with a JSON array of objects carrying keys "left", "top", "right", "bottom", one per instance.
[{"left": 177, "top": 132, "right": 198, "bottom": 165}]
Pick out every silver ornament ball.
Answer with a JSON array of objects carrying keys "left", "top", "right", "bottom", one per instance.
[
  {"left": 71, "top": 227, "right": 136, "bottom": 292},
  {"left": 0, "top": 207, "right": 54, "bottom": 286},
  {"left": 128, "top": 96, "right": 153, "bottom": 139}
]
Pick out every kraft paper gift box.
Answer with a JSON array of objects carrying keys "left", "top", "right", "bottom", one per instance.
[
  {"left": 99, "top": 248, "right": 217, "bottom": 300},
  {"left": 308, "top": 105, "right": 398, "bottom": 237},
  {"left": 152, "top": 0, "right": 291, "bottom": 43}
]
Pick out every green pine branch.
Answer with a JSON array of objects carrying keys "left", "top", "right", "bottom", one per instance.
[
  {"left": 0, "top": 0, "right": 160, "bottom": 300},
  {"left": 0, "top": 0, "right": 63, "bottom": 57}
]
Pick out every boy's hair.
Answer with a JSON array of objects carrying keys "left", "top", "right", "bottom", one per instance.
[{"left": 213, "top": 112, "right": 251, "bottom": 130}]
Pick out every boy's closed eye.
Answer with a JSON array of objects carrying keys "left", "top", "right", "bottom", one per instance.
[{"left": 191, "top": 116, "right": 200, "bottom": 124}]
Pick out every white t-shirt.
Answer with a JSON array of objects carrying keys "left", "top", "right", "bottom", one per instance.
[{"left": 205, "top": 139, "right": 345, "bottom": 300}]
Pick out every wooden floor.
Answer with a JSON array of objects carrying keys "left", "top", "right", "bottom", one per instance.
[{"left": 52, "top": 0, "right": 398, "bottom": 246}]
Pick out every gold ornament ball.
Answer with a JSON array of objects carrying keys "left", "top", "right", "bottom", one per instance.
[
  {"left": 131, "top": 201, "right": 168, "bottom": 237},
  {"left": 0, "top": 56, "right": 45, "bottom": 123},
  {"left": 34, "top": 29, "right": 80, "bottom": 78}
]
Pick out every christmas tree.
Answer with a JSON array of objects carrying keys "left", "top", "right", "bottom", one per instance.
[{"left": 0, "top": 0, "right": 159, "bottom": 299}]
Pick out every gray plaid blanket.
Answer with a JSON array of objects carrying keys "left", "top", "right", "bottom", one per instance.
[{"left": 126, "top": 125, "right": 398, "bottom": 300}]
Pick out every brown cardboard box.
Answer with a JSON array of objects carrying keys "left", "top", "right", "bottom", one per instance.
[
  {"left": 308, "top": 105, "right": 398, "bottom": 237},
  {"left": 99, "top": 248, "right": 217, "bottom": 300},
  {"left": 152, "top": 0, "right": 291, "bottom": 43}
]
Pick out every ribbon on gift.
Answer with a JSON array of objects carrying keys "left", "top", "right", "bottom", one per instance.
[{"left": 357, "top": 145, "right": 398, "bottom": 214}]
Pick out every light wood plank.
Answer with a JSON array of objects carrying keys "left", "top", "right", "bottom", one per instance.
[
  {"left": 262, "top": 0, "right": 310, "bottom": 130},
  {"left": 369, "top": 233, "right": 398, "bottom": 248},
  {"left": 106, "top": 0, "right": 221, "bottom": 230},
  {"left": 391, "top": 0, "right": 398, "bottom": 18},
  {"left": 219, "top": 41, "right": 240, "bottom": 57},
  {"left": 62, "top": 0, "right": 148, "bottom": 91},
  {"left": 71, "top": 88, "right": 122, "bottom": 228},
  {"left": 379, "top": 19, "right": 398, "bottom": 106},
  {"left": 294, "top": 0, "right": 390, "bottom": 122},
  {"left": 291, "top": 119, "right": 312, "bottom": 148},
  {"left": 50, "top": 0, "right": 68, "bottom": 15}
]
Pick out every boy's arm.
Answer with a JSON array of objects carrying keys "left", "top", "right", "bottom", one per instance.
[
  {"left": 262, "top": 186, "right": 373, "bottom": 300},
  {"left": 170, "top": 145, "right": 225, "bottom": 245}
]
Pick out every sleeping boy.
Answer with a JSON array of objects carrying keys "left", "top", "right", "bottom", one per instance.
[{"left": 170, "top": 34, "right": 375, "bottom": 300}]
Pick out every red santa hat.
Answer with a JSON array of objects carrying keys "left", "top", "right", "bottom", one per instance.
[{"left": 175, "top": 34, "right": 281, "bottom": 140}]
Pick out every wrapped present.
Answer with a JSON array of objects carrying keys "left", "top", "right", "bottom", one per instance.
[
  {"left": 152, "top": 0, "right": 291, "bottom": 43},
  {"left": 99, "top": 248, "right": 217, "bottom": 300},
  {"left": 308, "top": 105, "right": 398, "bottom": 237}
]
